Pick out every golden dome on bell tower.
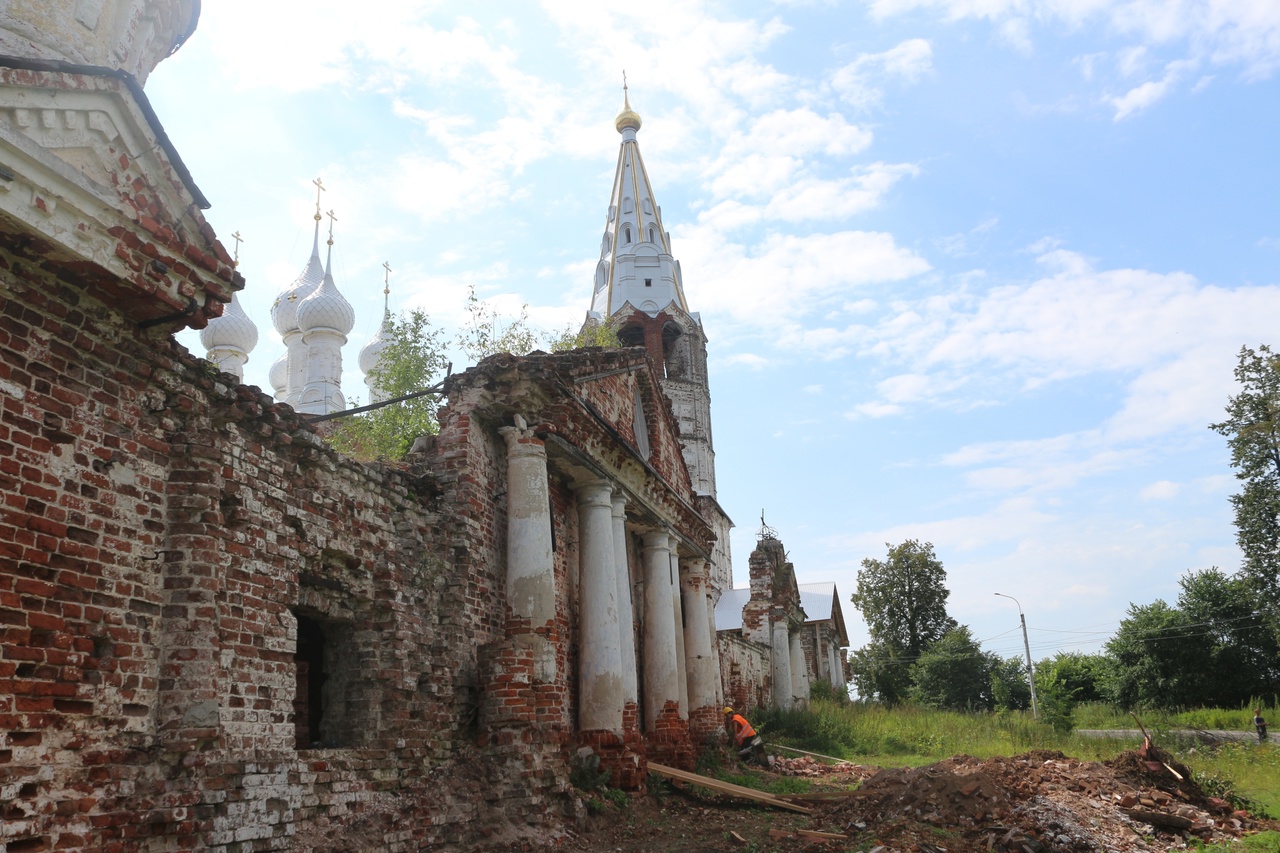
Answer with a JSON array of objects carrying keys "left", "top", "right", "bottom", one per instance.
[{"left": 615, "top": 74, "right": 642, "bottom": 133}]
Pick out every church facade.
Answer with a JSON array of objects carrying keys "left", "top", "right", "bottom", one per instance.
[{"left": 0, "top": 3, "right": 846, "bottom": 850}]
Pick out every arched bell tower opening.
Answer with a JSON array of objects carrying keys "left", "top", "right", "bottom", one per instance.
[{"left": 662, "top": 323, "right": 687, "bottom": 379}]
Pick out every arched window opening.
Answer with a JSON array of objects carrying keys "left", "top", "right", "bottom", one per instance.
[
  {"left": 648, "top": 226, "right": 656, "bottom": 243},
  {"left": 624, "top": 227, "right": 632, "bottom": 245},
  {"left": 662, "top": 323, "right": 687, "bottom": 379},
  {"left": 618, "top": 324, "right": 645, "bottom": 349}
]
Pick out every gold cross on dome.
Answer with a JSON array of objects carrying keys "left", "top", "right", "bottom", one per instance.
[
  {"left": 382, "top": 261, "right": 392, "bottom": 294},
  {"left": 325, "top": 209, "right": 337, "bottom": 245},
  {"left": 230, "top": 231, "right": 243, "bottom": 267},
  {"left": 312, "top": 177, "right": 325, "bottom": 220}
]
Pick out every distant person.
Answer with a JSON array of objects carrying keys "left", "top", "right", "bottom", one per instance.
[
  {"left": 1254, "top": 709, "right": 1268, "bottom": 743},
  {"left": 723, "top": 706, "right": 767, "bottom": 766}
]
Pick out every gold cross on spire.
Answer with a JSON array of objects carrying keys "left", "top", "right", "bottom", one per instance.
[
  {"left": 230, "top": 231, "right": 243, "bottom": 267},
  {"left": 325, "top": 209, "right": 337, "bottom": 246},
  {"left": 382, "top": 261, "right": 392, "bottom": 315},
  {"left": 622, "top": 70, "right": 629, "bottom": 106},
  {"left": 312, "top": 177, "right": 325, "bottom": 222}
]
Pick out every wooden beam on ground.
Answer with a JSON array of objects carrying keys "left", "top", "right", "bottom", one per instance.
[
  {"left": 770, "top": 744, "right": 857, "bottom": 765},
  {"left": 770, "top": 828, "right": 850, "bottom": 841},
  {"left": 647, "top": 763, "right": 814, "bottom": 814}
]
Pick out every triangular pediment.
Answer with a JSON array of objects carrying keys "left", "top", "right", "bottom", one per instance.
[{"left": 0, "top": 63, "right": 236, "bottom": 328}]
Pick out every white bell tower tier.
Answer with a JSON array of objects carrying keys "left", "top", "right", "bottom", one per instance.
[{"left": 585, "top": 85, "right": 733, "bottom": 595}]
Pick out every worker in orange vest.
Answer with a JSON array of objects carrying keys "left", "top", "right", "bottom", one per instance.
[{"left": 723, "top": 706, "right": 767, "bottom": 765}]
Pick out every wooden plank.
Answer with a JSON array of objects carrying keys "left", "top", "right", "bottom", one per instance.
[
  {"left": 768, "top": 829, "right": 849, "bottom": 841},
  {"left": 771, "top": 744, "right": 858, "bottom": 765},
  {"left": 647, "top": 763, "right": 813, "bottom": 814}
]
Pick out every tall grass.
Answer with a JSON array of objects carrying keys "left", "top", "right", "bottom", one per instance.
[
  {"left": 753, "top": 699, "right": 1139, "bottom": 765},
  {"left": 1073, "top": 701, "right": 1276, "bottom": 733}
]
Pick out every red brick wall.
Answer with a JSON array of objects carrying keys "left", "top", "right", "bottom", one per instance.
[{"left": 0, "top": 247, "right": 569, "bottom": 851}]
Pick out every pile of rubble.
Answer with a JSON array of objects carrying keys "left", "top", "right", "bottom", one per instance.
[
  {"left": 771, "top": 754, "right": 878, "bottom": 779},
  {"left": 805, "top": 742, "right": 1275, "bottom": 852}
]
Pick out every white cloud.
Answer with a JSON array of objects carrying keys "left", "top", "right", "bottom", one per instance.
[
  {"left": 723, "top": 353, "right": 772, "bottom": 369},
  {"left": 830, "top": 39, "right": 934, "bottom": 109},
  {"left": 681, "top": 227, "right": 931, "bottom": 333},
  {"left": 864, "top": 0, "right": 1280, "bottom": 102},
  {"left": 1142, "top": 480, "right": 1181, "bottom": 500},
  {"left": 1108, "top": 59, "right": 1195, "bottom": 119}
]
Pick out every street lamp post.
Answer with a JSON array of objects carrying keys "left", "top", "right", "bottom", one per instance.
[{"left": 994, "top": 592, "right": 1038, "bottom": 719}]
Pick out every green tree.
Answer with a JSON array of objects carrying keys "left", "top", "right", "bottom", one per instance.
[
  {"left": 1177, "top": 568, "right": 1280, "bottom": 704},
  {"left": 909, "top": 626, "right": 993, "bottom": 711},
  {"left": 849, "top": 540, "right": 958, "bottom": 704},
  {"left": 1210, "top": 345, "right": 1280, "bottom": 603},
  {"left": 1103, "top": 599, "right": 1212, "bottom": 709},
  {"left": 328, "top": 310, "right": 448, "bottom": 460},
  {"left": 990, "top": 656, "right": 1032, "bottom": 712},
  {"left": 1103, "top": 569, "right": 1280, "bottom": 709},
  {"left": 547, "top": 321, "right": 620, "bottom": 352},
  {"left": 1034, "top": 652, "right": 1107, "bottom": 706}
]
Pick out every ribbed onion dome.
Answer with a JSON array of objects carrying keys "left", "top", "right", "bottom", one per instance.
[
  {"left": 268, "top": 351, "right": 288, "bottom": 397},
  {"left": 297, "top": 260, "right": 355, "bottom": 336},
  {"left": 359, "top": 312, "right": 393, "bottom": 375},
  {"left": 270, "top": 222, "right": 325, "bottom": 335},
  {"left": 615, "top": 95, "right": 642, "bottom": 133},
  {"left": 200, "top": 291, "right": 259, "bottom": 355}
]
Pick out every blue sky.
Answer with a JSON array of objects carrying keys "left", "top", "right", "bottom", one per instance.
[{"left": 151, "top": 0, "right": 1280, "bottom": 665}]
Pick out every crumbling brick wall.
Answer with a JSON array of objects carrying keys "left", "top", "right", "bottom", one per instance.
[{"left": 0, "top": 242, "right": 571, "bottom": 852}]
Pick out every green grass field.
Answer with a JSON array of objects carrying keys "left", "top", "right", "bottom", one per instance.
[{"left": 749, "top": 699, "right": 1280, "bottom": 818}]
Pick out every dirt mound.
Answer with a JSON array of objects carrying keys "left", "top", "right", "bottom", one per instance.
[
  {"left": 569, "top": 745, "right": 1276, "bottom": 853},
  {"left": 810, "top": 747, "right": 1274, "bottom": 853}
]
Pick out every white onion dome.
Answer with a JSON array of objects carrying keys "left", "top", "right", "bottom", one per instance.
[
  {"left": 359, "top": 313, "right": 392, "bottom": 374},
  {"left": 297, "top": 262, "right": 355, "bottom": 336},
  {"left": 269, "top": 351, "right": 288, "bottom": 397},
  {"left": 270, "top": 223, "right": 325, "bottom": 335},
  {"left": 200, "top": 291, "right": 259, "bottom": 356}
]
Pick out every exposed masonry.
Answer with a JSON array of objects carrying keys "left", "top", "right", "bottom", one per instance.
[
  {"left": 0, "top": 236, "right": 732, "bottom": 847},
  {"left": 0, "top": 6, "right": 852, "bottom": 847}
]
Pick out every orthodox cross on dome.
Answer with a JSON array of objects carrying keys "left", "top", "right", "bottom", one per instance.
[
  {"left": 757, "top": 510, "right": 778, "bottom": 542},
  {"left": 312, "top": 177, "right": 325, "bottom": 222},
  {"left": 382, "top": 261, "right": 392, "bottom": 315},
  {"left": 230, "top": 231, "right": 243, "bottom": 268},
  {"left": 325, "top": 209, "right": 338, "bottom": 246}
]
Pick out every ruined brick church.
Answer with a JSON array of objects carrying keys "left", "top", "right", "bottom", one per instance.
[{"left": 0, "top": 3, "right": 847, "bottom": 849}]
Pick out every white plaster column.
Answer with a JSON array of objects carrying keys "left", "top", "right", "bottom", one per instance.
[
  {"left": 576, "top": 480, "right": 624, "bottom": 734},
  {"left": 770, "top": 619, "right": 793, "bottom": 710},
  {"left": 708, "top": 601, "right": 724, "bottom": 707},
  {"left": 668, "top": 534, "right": 688, "bottom": 717},
  {"left": 829, "top": 644, "right": 843, "bottom": 687},
  {"left": 790, "top": 632, "right": 810, "bottom": 707},
  {"left": 498, "top": 416, "right": 555, "bottom": 629},
  {"left": 814, "top": 624, "right": 822, "bottom": 681},
  {"left": 679, "top": 558, "right": 718, "bottom": 713},
  {"left": 641, "top": 531, "right": 680, "bottom": 731},
  {"left": 611, "top": 494, "right": 639, "bottom": 709}
]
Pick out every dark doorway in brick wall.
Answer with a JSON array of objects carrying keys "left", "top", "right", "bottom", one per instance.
[
  {"left": 294, "top": 612, "right": 326, "bottom": 749},
  {"left": 294, "top": 611, "right": 357, "bottom": 749}
]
